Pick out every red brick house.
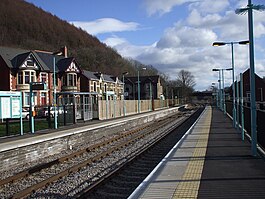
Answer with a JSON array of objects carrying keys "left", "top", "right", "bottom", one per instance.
[
  {"left": 0, "top": 46, "right": 82, "bottom": 108},
  {"left": 227, "top": 68, "right": 265, "bottom": 106}
]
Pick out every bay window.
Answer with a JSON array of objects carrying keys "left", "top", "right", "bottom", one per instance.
[{"left": 63, "top": 73, "right": 77, "bottom": 87}]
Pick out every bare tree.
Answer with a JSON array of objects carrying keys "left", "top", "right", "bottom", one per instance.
[{"left": 175, "top": 70, "right": 196, "bottom": 102}]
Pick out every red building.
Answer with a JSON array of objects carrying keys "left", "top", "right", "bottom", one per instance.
[{"left": 0, "top": 46, "right": 82, "bottom": 108}]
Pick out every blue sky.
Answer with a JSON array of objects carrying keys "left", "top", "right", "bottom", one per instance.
[{"left": 26, "top": 0, "right": 265, "bottom": 91}]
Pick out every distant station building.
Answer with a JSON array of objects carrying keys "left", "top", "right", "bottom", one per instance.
[{"left": 123, "top": 75, "right": 164, "bottom": 100}]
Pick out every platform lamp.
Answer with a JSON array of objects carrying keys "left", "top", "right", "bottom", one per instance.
[
  {"left": 212, "top": 69, "right": 222, "bottom": 110},
  {"left": 212, "top": 68, "right": 232, "bottom": 114},
  {"left": 53, "top": 50, "right": 63, "bottom": 129},
  {"left": 212, "top": 40, "right": 249, "bottom": 128},
  {"left": 122, "top": 72, "right": 128, "bottom": 116},
  {"left": 236, "top": 0, "right": 265, "bottom": 156},
  {"left": 212, "top": 83, "right": 218, "bottom": 107}
]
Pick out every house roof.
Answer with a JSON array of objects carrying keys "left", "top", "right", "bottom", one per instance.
[
  {"left": 0, "top": 46, "right": 28, "bottom": 68},
  {"left": 0, "top": 46, "right": 51, "bottom": 71},
  {"left": 103, "top": 74, "right": 116, "bottom": 83},
  {"left": 82, "top": 70, "right": 122, "bottom": 83},
  {"left": 56, "top": 57, "right": 80, "bottom": 73},
  {"left": 82, "top": 70, "right": 99, "bottom": 80},
  {"left": 36, "top": 51, "right": 65, "bottom": 72}
]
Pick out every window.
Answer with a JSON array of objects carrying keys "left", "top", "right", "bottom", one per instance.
[
  {"left": 63, "top": 75, "right": 67, "bottom": 86},
  {"left": 40, "top": 92, "right": 47, "bottom": 105},
  {"left": 24, "top": 92, "right": 36, "bottom": 106},
  {"left": 93, "top": 82, "right": 97, "bottom": 92},
  {"left": 246, "top": 92, "right": 250, "bottom": 102},
  {"left": 69, "top": 74, "right": 73, "bottom": 86},
  {"left": 17, "top": 70, "right": 36, "bottom": 84},
  {"left": 31, "top": 71, "right": 35, "bottom": 82},
  {"left": 104, "top": 84, "right": 107, "bottom": 92},
  {"left": 18, "top": 72, "right": 23, "bottom": 84},
  {"left": 25, "top": 71, "right": 30, "bottom": 84},
  {"left": 27, "top": 56, "right": 34, "bottom": 66},
  {"left": 24, "top": 92, "right": 30, "bottom": 106},
  {"left": 41, "top": 73, "right": 47, "bottom": 83},
  {"left": 63, "top": 73, "right": 77, "bottom": 87}
]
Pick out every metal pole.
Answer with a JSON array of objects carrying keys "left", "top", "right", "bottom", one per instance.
[
  {"left": 216, "top": 88, "right": 219, "bottom": 108},
  {"left": 219, "top": 71, "right": 222, "bottom": 110},
  {"left": 236, "top": 76, "right": 240, "bottom": 131},
  {"left": 19, "top": 92, "right": 23, "bottom": 135},
  {"left": 137, "top": 70, "right": 140, "bottom": 113},
  {"left": 123, "top": 75, "right": 126, "bottom": 116},
  {"left": 29, "top": 83, "right": 34, "bottom": 133},
  {"left": 248, "top": 0, "right": 257, "bottom": 156},
  {"left": 240, "top": 73, "right": 245, "bottom": 140},
  {"left": 222, "top": 69, "right": 226, "bottom": 114},
  {"left": 53, "top": 55, "right": 58, "bottom": 129},
  {"left": 106, "top": 94, "right": 108, "bottom": 119},
  {"left": 231, "top": 43, "right": 237, "bottom": 127},
  {"left": 149, "top": 82, "right": 152, "bottom": 111}
]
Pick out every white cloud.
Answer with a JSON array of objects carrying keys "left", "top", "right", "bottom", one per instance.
[
  {"left": 103, "top": 36, "right": 152, "bottom": 58},
  {"left": 143, "top": 0, "right": 197, "bottom": 16},
  {"left": 189, "top": 0, "right": 229, "bottom": 14},
  {"left": 103, "top": 0, "right": 265, "bottom": 90},
  {"left": 71, "top": 18, "right": 140, "bottom": 35},
  {"left": 187, "top": 10, "right": 222, "bottom": 27},
  {"left": 156, "top": 25, "right": 217, "bottom": 48}
]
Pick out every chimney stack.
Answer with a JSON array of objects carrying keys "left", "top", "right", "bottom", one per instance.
[{"left": 60, "top": 46, "right": 68, "bottom": 58}]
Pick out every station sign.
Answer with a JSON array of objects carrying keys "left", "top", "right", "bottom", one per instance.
[{"left": 31, "top": 82, "right": 47, "bottom": 90}]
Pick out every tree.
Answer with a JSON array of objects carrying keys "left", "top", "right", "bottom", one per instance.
[{"left": 175, "top": 70, "right": 196, "bottom": 103}]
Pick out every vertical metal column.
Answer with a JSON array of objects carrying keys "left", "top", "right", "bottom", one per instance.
[
  {"left": 248, "top": 0, "right": 257, "bottom": 156},
  {"left": 236, "top": 76, "right": 240, "bottom": 131},
  {"left": 231, "top": 43, "right": 237, "bottom": 128},
  {"left": 219, "top": 71, "right": 222, "bottom": 110},
  {"left": 222, "top": 69, "right": 226, "bottom": 114},
  {"left": 240, "top": 73, "right": 245, "bottom": 140}
]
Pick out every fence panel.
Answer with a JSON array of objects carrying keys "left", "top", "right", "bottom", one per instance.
[{"left": 257, "top": 110, "right": 265, "bottom": 151}]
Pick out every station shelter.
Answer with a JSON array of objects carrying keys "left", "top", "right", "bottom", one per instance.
[{"left": 57, "top": 92, "right": 98, "bottom": 122}]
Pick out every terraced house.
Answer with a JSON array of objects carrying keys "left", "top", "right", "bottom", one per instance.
[
  {"left": 0, "top": 46, "right": 125, "bottom": 110},
  {"left": 80, "top": 70, "right": 124, "bottom": 100},
  {"left": 0, "top": 46, "right": 82, "bottom": 108}
]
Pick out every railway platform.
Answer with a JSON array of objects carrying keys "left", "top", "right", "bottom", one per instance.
[{"left": 129, "top": 106, "right": 265, "bottom": 199}]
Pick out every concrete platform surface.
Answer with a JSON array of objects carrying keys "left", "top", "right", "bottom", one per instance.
[{"left": 129, "top": 106, "right": 265, "bottom": 199}]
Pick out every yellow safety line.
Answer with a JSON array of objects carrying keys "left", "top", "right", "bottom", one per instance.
[{"left": 173, "top": 107, "right": 212, "bottom": 199}]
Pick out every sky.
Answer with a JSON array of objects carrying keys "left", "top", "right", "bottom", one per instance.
[{"left": 26, "top": 0, "right": 265, "bottom": 91}]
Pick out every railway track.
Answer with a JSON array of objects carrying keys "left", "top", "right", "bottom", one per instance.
[
  {"left": 0, "top": 109, "right": 197, "bottom": 199},
  {"left": 78, "top": 107, "right": 204, "bottom": 199}
]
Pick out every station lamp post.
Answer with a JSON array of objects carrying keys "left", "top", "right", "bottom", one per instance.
[
  {"left": 212, "top": 83, "right": 218, "bottom": 107},
  {"left": 212, "top": 69, "right": 222, "bottom": 110},
  {"left": 235, "top": 0, "right": 265, "bottom": 156},
  {"left": 212, "top": 40, "right": 249, "bottom": 128},
  {"left": 52, "top": 51, "right": 63, "bottom": 129},
  {"left": 137, "top": 67, "right": 146, "bottom": 113},
  {"left": 122, "top": 72, "right": 128, "bottom": 116}
]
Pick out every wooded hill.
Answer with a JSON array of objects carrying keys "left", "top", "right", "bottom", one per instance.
[{"left": 0, "top": 0, "right": 159, "bottom": 77}]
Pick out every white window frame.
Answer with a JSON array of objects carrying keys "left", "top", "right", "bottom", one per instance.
[
  {"left": 17, "top": 70, "right": 36, "bottom": 84},
  {"left": 63, "top": 73, "right": 77, "bottom": 87}
]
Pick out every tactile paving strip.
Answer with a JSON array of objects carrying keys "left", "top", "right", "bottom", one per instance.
[{"left": 173, "top": 107, "right": 212, "bottom": 198}]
